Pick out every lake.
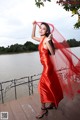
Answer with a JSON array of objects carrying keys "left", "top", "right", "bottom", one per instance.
[{"left": 0, "top": 47, "right": 80, "bottom": 82}]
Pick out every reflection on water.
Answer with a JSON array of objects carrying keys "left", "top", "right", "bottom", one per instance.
[{"left": 0, "top": 47, "right": 80, "bottom": 82}]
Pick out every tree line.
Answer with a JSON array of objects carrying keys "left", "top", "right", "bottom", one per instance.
[
  {"left": 0, "top": 41, "right": 38, "bottom": 54},
  {"left": 0, "top": 39, "right": 80, "bottom": 54}
]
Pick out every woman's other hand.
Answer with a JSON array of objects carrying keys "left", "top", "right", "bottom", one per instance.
[{"left": 47, "top": 34, "right": 53, "bottom": 41}]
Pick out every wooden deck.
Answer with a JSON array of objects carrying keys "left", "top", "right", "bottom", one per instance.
[{"left": 0, "top": 93, "right": 80, "bottom": 120}]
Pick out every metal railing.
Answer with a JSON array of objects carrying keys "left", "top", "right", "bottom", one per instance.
[{"left": 0, "top": 73, "right": 41, "bottom": 104}]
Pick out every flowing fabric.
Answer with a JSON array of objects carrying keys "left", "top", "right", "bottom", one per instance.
[{"left": 36, "top": 22, "right": 80, "bottom": 104}]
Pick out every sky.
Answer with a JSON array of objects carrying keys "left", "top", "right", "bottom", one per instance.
[{"left": 0, "top": 0, "right": 80, "bottom": 47}]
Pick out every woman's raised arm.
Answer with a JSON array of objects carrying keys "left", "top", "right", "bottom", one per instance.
[{"left": 31, "top": 21, "right": 40, "bottom": 42}]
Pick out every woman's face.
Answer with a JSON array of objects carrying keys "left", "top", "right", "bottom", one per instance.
[{"left": 39, "top": 24, "right": 47, "bottom": 36}]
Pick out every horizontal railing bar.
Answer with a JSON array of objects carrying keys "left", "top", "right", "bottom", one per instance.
[
  {"left": 0, "top": 79, "right": 40, "bottom": 92},
  {"left": 0, "top": 77, "right": 28, "bottom": 84},
  {"left": 32, "top": 79, "right": 40, "bottom": 82},
  {"left": 10, "top": 81, "right": 30, "bottom": 88},
  {"left": 0, "top": 80, "right": 14, "bottom": 84},
  {"left": 10, "top": 79, "right": 40, "bottom": 88},
  {"left": 0, "top": 74, "right": 41, "bottom": 85}
]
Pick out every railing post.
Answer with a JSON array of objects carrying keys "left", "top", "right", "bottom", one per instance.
[
  {"left": 14, "top": 79, "right": 17, "bottom": 99},
  {"left": 31, "top": 76, "right": 33, "bottom": 94},
  {"left": 28, "top": 76, "right": 33, "bottom": 95},
  {"left": 0, "top": 83, "right": 4, "bottom": 103}
]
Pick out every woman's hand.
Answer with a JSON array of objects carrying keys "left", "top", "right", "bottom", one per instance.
[
  {"left": 32, "top": 21, "right": 37, "bottom": 25},
  {"left": 47, "top": 34, "right": 53, "bottom": 41},
  {"left": 48, "top": 34, "right": 52, "bottom": 39}
]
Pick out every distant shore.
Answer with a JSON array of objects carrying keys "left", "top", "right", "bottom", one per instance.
[
  {"left": 0, "top": 39, "right": 80, "bottom": 55},
  {"left": 0, "top": 41, "right": 38, "bottom": 55}
]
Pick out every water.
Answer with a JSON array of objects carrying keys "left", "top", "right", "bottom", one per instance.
[
  {"left": 0, "top": 51, "right": 42, "bottom": 82},
  {"left": 0, "top": 47, "right": 80, "bottom": 82}
]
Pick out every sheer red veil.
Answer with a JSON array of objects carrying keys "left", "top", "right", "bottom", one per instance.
[{"left": 36, "top": 22, "right": 80, "bottom": 99}]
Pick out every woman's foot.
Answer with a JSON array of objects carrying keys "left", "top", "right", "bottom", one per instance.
[
  {"left": 46, "top": 103, "right": 57, "bottom": 109},
  {"left": 36, "top": 108, "right": 48, "bottom": 119}
]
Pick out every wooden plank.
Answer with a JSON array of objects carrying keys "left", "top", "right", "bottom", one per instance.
[
  {"left": 0, "top": 93, "right": 80, "bottom": 120},
  {"left": 9, "top": 100, "right": 27, "bottom": 120},
  {"left": 18, "top": 94, "right": 67, "bottom": 120},
  {"left": 0, "top": 103, "right": 15, "bottom": 120},
  {"left": 58, "top": 94, "right": 80, "bottom": 120},
  {"left": 47, "top": 109, "right": 68, "bottom": 120},
  {"left": 17, "top": 94, "right": 39, "bottom": 120},
  {"left": 28, "top": 94, "right": 41, "bottom": 112}
]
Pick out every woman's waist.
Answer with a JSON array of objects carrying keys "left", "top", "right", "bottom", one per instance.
[
  {"left": 39, "top": 50, "right": 49, "bottom": 56},
  {"left": 40, "top": 57, "right": 53, "bottom": 69},
  {"left": 39, "top": 54, "right": 51, "bottom": 63},
  {"left": 39, "top": 53, "right": 49, "bottom": 59}
]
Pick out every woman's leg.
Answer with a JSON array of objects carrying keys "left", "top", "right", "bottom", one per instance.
[
  {"left": 36, "top": 103, "right": 48, "bottom": 119},
  {"left": 41, "top": 103, "right": 45, "bottom": 109},
  {"left": 46, "top": 102, "right": 57, "bottom": 109}
]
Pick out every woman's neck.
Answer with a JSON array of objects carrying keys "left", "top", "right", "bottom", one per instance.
[
  {"left": 40, "top": 36, "right": 46, "bottom": 43},
  {"left": 40, "top": 35, "right": 46, "bottom": 39}
]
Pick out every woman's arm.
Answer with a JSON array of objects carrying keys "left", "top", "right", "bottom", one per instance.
[
  {"left": 31, "top": 21, "right": 40, "bottom": 42},
  {"left": 46, "top": 40, "right": 55, "bottom": 55}
]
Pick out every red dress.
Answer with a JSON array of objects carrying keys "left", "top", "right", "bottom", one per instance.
[{"left": 38, "top": 37, "right": 63, "bottom": 107}]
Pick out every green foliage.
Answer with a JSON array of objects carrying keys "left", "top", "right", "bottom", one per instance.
[
  {"left": 0, "top": 41, "right": 38, "bottom": 54},
  {"left": 35, "top": 0, "right": 44, "bottom": 8},
  {"left": 24, "top": 41, "right": 38, "bottom": 51},
  {"left": 35, "top": 0, "right": 80, "bottom": 28},
  {"left": 0, "top": 47, "right": 5, "bottom": 54},
  {"left": 57, "top": 0, "right": 80, "bottom": 28},
  {"left": 35, "top": 0, "right": 51, "bottom": 7},
  {"left": 74, "top": 21, "right": 80, "bottom": 28},
  {"left": 67, "top": 39, "right": 80, "bottom": 47}
]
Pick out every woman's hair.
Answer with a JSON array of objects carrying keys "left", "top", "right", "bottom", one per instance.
[{"left": 41, "top": 22, "right": 51, "bottom": 37}]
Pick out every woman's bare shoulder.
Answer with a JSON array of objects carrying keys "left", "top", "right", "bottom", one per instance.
[{"left": 44, "top": 37, "right": 50, "bottom": 43}]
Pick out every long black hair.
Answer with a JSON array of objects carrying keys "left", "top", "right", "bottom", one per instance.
[
  {"left": 41, "top": 22, "right": 55, "bottom": 55},
  {"left": 41, "top": 22, "right": 51, "bottom": 37}
]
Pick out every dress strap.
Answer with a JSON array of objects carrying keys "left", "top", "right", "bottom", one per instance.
[{"left": 40, "top": 36, "right": 46, "bottom": 44}]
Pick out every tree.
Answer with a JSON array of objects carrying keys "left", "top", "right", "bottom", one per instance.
[
  {"left": 67, "top": 38, "right": 80, "bottom": 47},
  {"left": 35, "top": 0, "right": 80, "bottom": 28},
  {"left": 24, "top": 41, "right": 38, "bottom": 51}
]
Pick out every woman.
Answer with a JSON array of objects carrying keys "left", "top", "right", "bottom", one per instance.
[{"left": 31, "top": 21, "right": 63, "bottom": 119}]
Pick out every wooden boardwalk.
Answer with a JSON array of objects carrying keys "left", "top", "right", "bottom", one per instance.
[{"left": 0, "top": 93, "right": 80, "bottom": 120}]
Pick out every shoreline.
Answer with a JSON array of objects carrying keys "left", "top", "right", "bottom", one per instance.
[{"left": 0, "top": 50, "right": 38, "bottom": 56}]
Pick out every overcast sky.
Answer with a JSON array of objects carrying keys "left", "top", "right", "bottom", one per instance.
[{"left": 0, "top": 0, "right": 80, "bottom": 47}]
